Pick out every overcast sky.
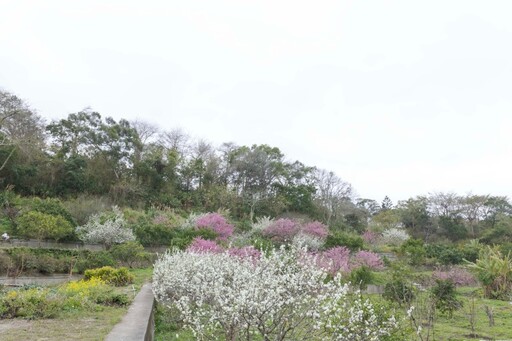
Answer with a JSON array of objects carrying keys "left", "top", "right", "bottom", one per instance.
[{"left": 1, "top": 0, "right": 511, "bottom": 203}]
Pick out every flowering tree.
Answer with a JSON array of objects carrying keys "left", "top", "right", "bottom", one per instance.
[
  {"left": 381, "top": 227, "right": 410, "bottom": 246},
  {"left": 351, "top": 250, "right": 384, "bottom": 270},
  {"left": 251, "top": 216, "right": 274, "bottom": 232},
  {"left": 317, "top": 246, "right": 351, "bottom": 275},
  {"left": 432, "top": 267, "right": 476, "bottom": 287},
  {"left": 76, "top": 206, "right": 135, "bottom": 249},
  {"left": 186, "top": 237, "right": 223, "bottom": 254},
  {"left": 302, "top": 221, "right": 329, "bottom": 239},
  {"left": 262, "top": 218, "right": 298, "bottom": 243},
  {"left": 227, "top": 245, "right": 261, "bottom": 260},
  {"left": 195, "top": 213, "right": 234, "bottom": 240},
  {"left": 153, "top": 245, "right": 399, "bottom": 340},
  {"left": 362, "top": 230, "right": 378, "bottom": 244},
  {"left": 292, "top": 233, "right": 324, "bottom": 251}
]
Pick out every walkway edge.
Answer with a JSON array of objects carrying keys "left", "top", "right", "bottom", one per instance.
[{"left": 105, "top": 283, "right": 155, "bottom": 341}]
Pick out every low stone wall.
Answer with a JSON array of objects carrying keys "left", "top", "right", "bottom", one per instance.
[
  {"left": 1, "top": 239, "right": 104, "bottom": 251},
  {"left": 1, "top": 239, "right": 168, "bottom": 253},
  {"left": 105, "top": 283, "right": 155, "bottom": 341}
]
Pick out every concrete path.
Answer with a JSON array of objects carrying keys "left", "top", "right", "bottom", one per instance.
[{"left": 105, "top": 283, "right": 155, "bottom": 341}]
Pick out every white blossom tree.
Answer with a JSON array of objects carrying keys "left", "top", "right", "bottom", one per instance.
[
  {"left": 153, "top": 244, "right": 399, "bottom": 340},
  {"left": 76, "top": 206, "right": 135, "bottom": 249}
]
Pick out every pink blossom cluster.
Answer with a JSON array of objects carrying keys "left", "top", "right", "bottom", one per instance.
[
  {"left": 262, "top": 218, "right": 298, "bottom": 242},
  {"left": 350, "top": 251, "right": 384, "bottom": 270},
  {"left": 362, "top": 230, "right": 378, "bottom": 244},
  {"left": 432, "top": 267, "right": 476, "bottom": 287},
  {"left": 317, "top": 246, "right": 351, "bottom": 275},
  {"left": 262, "top": 219, "right": 329, "bottom": 243},
  {"left": 316, "top": 248, "right": 384, "bottom": 275},
  {"left": 196, "top": 213, "right": 234, "bottom": 240},
  {"left": 152, "top": 214, "right": 169, "bottom": 225},
  {"left": 228, "top": 245, "right": 261, "bottom": 260},
  {"left": 187, "top": 237, "right": 223, "bottom": 254},
  {"left": 302, "top": 221, "right": 329, "bottom": 239}
]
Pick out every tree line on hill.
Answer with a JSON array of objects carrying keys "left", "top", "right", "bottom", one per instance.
[{"left": 1, "top": 89, "right": 511, "bottom": 243}]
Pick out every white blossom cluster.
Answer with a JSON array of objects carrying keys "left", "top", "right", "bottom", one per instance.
[
  {"left": 152, "top": 245, "right": 399, "bottom": 340},
  {"left": 292, "top": 232, "right": 324, "bottom": 251},
  {"left": 76, "top": 206, "right": 135, "bottom": 248},
  {"left": 318, "top": 288, "right": 398, "bottom": 341},
  {"left": 251, "top": 215, "right": 274, "bottom": 232},
  {"left": 381, "top": 227, "right": 410, "bottom": 246},
  {"left": 179, "top": 212, "right": 207, "bottom": 230}
]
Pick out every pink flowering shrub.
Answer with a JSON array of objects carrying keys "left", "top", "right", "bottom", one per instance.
[
  {"left": 262, "top": 218, "right": 298, "bottom": 243},
  {"left": 228, "top": 246, "right": 261, "bottom": 260},
  {"left": 432, "top": 267, "right": 476, "bottom": 287},
  {"left": 317, "top": 246, "right": 351, "bottom": 275},
  {"left": 187, "top": 237, "right": 223, "bottom": 254},
  {"left": 351, "top": 251, "right": 384, "bottom": 270},
  {"left": 362, "top": 231, "right": 378, "bottom": 244},
  {"left": 152, "top": 214, "right": 169, "bottom": 225},
  {"left": 196, "top": 213, "right": 234, "bottom": 240},
  {"left": 302, "top": 221, "right": 329, "bottom": 239}
]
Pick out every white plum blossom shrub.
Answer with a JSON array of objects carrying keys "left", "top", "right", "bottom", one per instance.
[
  {"left": 251, "top": 215, "right": 274, "bottom": 232},
  {"left": 76, "top": 206, "right": 135, "bottom": 249},
  {"left": 179, "top": 212, "right": 207, "bottom": 230},
  {"left": 152, "top": 244, "right": 399, "bottom": 340},
  {"left": 381, "top": 227, "right": 410, "bottom": 246},
  {"left": 319, "top": 290, "right": 399, "bottom": 341},
  {"left": 292, "top": 232, "right": 324, "bottom": 251}
]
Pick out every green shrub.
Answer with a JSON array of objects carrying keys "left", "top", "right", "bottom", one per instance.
[
  {"left": 110, "top": 241, "right": 149, "bottom": 268},
  {"left": 0, "top": 252, "right": 12, "bottom": 275},
  {"left": 430, "top": 279, "right": 463, "bottom": 317},
  {"left": 16, "top": 211, "right": 74, "bottom": 241},
  {"left": 349, "top": 266, "right": 374, "bottom": 290},
  {"left": 0, "top": 288, "right": 61, "bottom": 319},
  {"left": 467, "top": 245, "right": 512, "bottom": 300},
  {"left": 425, "top": 244, "right": 465, "bottom": 265},
  {"left": 29, "top": 197, "right": 76, "bottom": 226},
  {"left": 131, "top": 211, "right": 184, "bottom": 246},
  {"left": 84, "top": 266, "right": 134, "bottom": 286},
  {"left": 4, "top": 248, "right": 74, "bottom": 275},
  {"left": 383, "top": 280, "right": 415, "bottom": 306},
  {"left": 168, "top": 228, "right": 218, "bottom": 250},
  {"left": 62, "top": 195, "right": 111, "bottom": 226},
  {"left": 324, "top": 232, "right": 364, "bottom": 251},
  {"left": 383, "top": 262, "right": 416, "bottom": 306},
  {"left": 94, "top": 290, "right": 130, "bottom": 306},
  {"left": 76, "top": 251, "right": 116, "bottom": 274},
  {"left": 399, "top": 239, "right": 426, "bottom": 266},
  {"left": 438, "top": 248, "right": 464, "bottom": 265},
  {"left": 250, "top": 236, "right": 275, "bottom": 254}
]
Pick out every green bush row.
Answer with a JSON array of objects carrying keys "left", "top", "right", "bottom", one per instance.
[{"left": 0, "top": 245, "right": 151, "bottom": 276}]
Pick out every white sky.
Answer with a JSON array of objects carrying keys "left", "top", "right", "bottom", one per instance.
[{"left": 1, "top": 0, "right": 511, "bottom": 203}]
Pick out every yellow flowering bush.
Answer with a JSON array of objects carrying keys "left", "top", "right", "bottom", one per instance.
[
  {"left": 60, "top": 277, "right": 130, "bottom": 308},
  {"left": 0, "top": 288, "right": 61, "bottom": 318},
  {"left": 84, "top": 266, "right": 134, "bottom": 286}
]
